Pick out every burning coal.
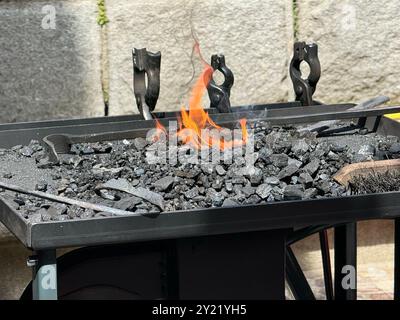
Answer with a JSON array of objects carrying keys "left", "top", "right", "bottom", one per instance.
[{"left": 152, "top": 43, "right": 248, "bottom": 151}]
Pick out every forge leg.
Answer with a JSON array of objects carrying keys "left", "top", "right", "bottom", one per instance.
[
  {"left": 286, "top": 246, "right": 315, "bottom": 300},
  {"left": 334, "top": 223, "right": 357, "bottom": 300},
  {"left": 395, "top": 218, "right": 400, "bottom": 300},
  {"left": 176, "top": 229, "right": 287, "bottom": 299},
  {"left": 30, "top": 250, "right": 58, "bottom": 300},
  {"left": 319, "top": 230, "right": 334, "bottom": 300}
]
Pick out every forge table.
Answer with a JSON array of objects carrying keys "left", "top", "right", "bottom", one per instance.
[{"left": 1, "top": 102, "right": 400, "bottom": 300}]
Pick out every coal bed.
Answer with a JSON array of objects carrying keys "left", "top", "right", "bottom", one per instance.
[{"left": 1, "top": 121, "right": 400, "bottom": 223}]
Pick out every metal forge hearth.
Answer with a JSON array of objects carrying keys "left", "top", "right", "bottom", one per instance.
[{"left": 1, "top": 42, "right": 400, "bottom": 300}]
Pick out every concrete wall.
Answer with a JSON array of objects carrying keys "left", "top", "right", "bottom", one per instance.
[
  {"left": 297, "top": 0, "right": 400, "bottom": 104},
  {"left": 107, "top": 0, "right": 294, "bottom": 115},
  {"left": 0, "top": 0, "right": 400, "bottom": 299},
  {"left": 1, "top": 0, "right": 399, "bottom": 122},
  {"left": 0, "top": 0, "right": 104, "bottom": 122}
]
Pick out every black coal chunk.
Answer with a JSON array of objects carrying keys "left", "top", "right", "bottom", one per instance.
[
  {"left": 98, "top": 189, "right": 118, "bottom": 201},
  {"left": 258, "top": 147, "right": 273, "bottom": 164},
  {"left": 283, "top": 185, "right": 304, "bottom": 200},
  {"left": 184, "top": 188, "right": 199, "bottom": 199},
  {"left": 19, "top": 146, "right": 34, "bottom": 157},
  {"left": 270, "top": 153, "right": 289, "bottom": 168},
  {"left": 249, "top": 170, "right": 263, "bottom": 186},
  {"left": 298, "top": 172, "right": 313, "bottom": 187},
  {"left": 242, "top": 185, "right": 256, "bottom": 197},
  {"left": 134, "top": 137, "right": 148, "bottom": 150},
  {"left": 114, "top": 196, "right": 142, "bottom": 211},
  {"left": 389, "top": 143, "right": 400, "bottom": 154},
  {"left": 291, "top": 139, "right": 309, "bottom": 155},
  {"left": 256, "top": 184, "right": 272, "bottom": 199},
  {"left": 304, "top": 188, "right": 318, "bottom": 199},
  {"left": 92, "top": 143, "right": 112, "bottom": 154},
  {"left": 35, "top": 181, "right": 48, "bottom": 192},
  {"left": 215, "top": 165, "right": 226, "bottom": 176},
  {"left": 47, "top": 204, "right": 68, "bottom": 216},
  {"left": 153, "top": 176, "right": 175, "bottom": 191},
  {"left": 357, "top": 144, "right": 375, "bottom": 157},
  {"left": 222, "top": 198, "right": 239, "bottom": 207},
  {"left": 264, "top": 176, "right": 280, "bottom": 185},
  {"left": 242, "top": 194, "right": 261, "bottom": 205},
  {"left": 278, "top": 164, "right": 299, "bottom": 180},
  {"left": 206, "top": 189, "right": 225, "bottom": 207},
  {"left": 316, "top": 180, "right": 331, "bottom": 194},
  {"left": 303, "top": 159, "right": 320, "bottom": 176}
]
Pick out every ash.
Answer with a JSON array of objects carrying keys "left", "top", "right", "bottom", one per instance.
[{"left": 0, "top": 122, "right": 400, "bottom": 222}]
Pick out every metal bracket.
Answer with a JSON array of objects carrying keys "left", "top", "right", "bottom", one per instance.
[
  {"left": 133, "top": 48, "right": 161, "bottom": 120},
  {"left": 27, "top": 255, "right": 38, "bottom": 268},
  {"left": 290, "top": 42, "right": 321, "bottom": 106},
  {"left": 31, "top": 250, "right": 58, "bottom": 300},
  {"left": 207, "top": 54, "right": 234, "bottom": 113}
]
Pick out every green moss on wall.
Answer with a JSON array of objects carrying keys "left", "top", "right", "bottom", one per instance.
[
  {"left": 97, "top": 0, "right": 109, "bottom": 27},
  {"left": 292, "top": 0, "right": 299, "bottom": 41}
]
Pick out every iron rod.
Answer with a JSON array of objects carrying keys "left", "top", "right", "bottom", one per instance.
[{"left": 0, "top": 181, "right": 138, "bottom": 217}]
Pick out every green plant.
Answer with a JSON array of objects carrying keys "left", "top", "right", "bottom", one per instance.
[
  {"left": 292, "top": 0, "right": 299, "bottom": 41},
  {"left": 97, "top": 0, "right": 109, "bottom": 26}
]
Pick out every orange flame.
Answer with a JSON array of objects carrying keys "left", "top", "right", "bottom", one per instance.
[
  {"left": 155, "top": 44, "right": 247, "bottom": 150},
  {"left": 149, "top": 118, "right": 167, "bottom": 143}
]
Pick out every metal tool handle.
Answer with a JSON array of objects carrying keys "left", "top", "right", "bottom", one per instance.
[
  {"left": 207, "top": 54, "right": 234, "bottom": 113},
  {"left": 133, "top": 48, "right": 161, "bottom": 120},
  {"left": 290, "top": 42, "right": 321, "bottom": 106}
]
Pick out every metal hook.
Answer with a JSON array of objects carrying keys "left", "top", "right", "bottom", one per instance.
[
  {"left": 133, "top": 48, "right": 161, "bottom": 120},
  {"left": 207, "top": 54, "right": 234, "bottom": 113},
  {"left": 290, "top": 42, "right": 321, "bottom": 106}
]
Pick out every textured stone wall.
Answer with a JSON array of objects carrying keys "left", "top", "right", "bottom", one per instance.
[
  {"left": 0, "top": 0, "right": 104, "bottom": 123},
  {"left": 297, "top": 0, "right": 400, "bottom": 104},
  {"left": 106, "top": 0, "right": 294, "bottom": 115},
  {"left": 1, "top": 0, "right": 399, "bottom": 120}
]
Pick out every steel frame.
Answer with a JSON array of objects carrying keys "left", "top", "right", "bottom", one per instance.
[{"left": 1, "top": 105, "right": 400, "bottom": 300}]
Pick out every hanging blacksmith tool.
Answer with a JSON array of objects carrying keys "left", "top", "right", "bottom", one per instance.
[
  {"left": 133, "top": 48, "right": 161, "bottom": 120},
  {"left": 207, "top": 54, "right": 234, "bottom": 113},
  {"left": 290, "top": 42, "right": 321, "bottom": 106}
]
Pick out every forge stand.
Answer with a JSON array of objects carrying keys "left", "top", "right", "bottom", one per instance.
[
  {"left": 2, "top": 42, "right": 400, "bottom": 300},
  {"left": 26, "top": 229, "right": 288, "bottom": 300},
  {"left": 0, "top": 110, "right": 399, "bottom": 300}
]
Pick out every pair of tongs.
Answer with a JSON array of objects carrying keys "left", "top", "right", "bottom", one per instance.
[{"left": 300, "top": 95, "right": 390, "bottom": 135}]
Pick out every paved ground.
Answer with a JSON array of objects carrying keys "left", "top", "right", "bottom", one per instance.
[{"left": 289, "top": 221, "right": 395, "bottom": 300}]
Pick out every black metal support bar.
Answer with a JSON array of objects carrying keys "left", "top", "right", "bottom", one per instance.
[
  {"left": 319, "top": 230, "right": 334, "bottom": 300},
  {"left": 177, "top": 230, "right": 287, "bottom": 299},
  {"left": 290, "top": 42, "right": 321, "bottom": 106},
  {"left": 286, "top": 246, "right": 315, "bottom": 300},
  {"left": 334, "top": 223, "right": 357, "bottom": 300},
  {"left": 164, "top": 241, "right": 179, "bottom": 299},
  {"left": 373, "top": 116, "right": 383, "bottom": 133},
  {"left": 31, "top": 250, "right": 58, "bottom": 300},
  {"left": 395, "top": 218, "right": 400, "bottom": 300},
  {"left": 357, "top": 117, "right": 367, "bottom": 129}
]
